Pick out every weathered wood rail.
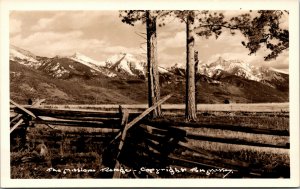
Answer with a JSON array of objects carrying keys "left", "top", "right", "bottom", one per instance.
[
  {"left": 143, "top": 119, "right": 290, "bottom": 136},
  {"left": 10, "top": 98, "right": 289, "bottom": 178}
]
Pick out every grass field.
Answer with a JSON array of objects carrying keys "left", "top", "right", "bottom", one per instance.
[
  {"left": 10, "top": 104, "right": 290, "bottom": 179},
  {"left": 27, "top": 102, "right": 289, "bottom": 112}
]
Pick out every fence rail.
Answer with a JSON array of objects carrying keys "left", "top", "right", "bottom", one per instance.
[{"left": 11, "top": 102, "right": 289, "bottom": 112}]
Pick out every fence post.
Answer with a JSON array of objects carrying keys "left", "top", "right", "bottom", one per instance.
[{"left": 113, "top": 106, "right": 129, "bottom": 178}]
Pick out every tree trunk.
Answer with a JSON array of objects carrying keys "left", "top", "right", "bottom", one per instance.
[
  {"left": 185, "top": 12, "right": 197, "bottom": 121},
  {"left": 146, "top": 11, "right": 161, "bottom": 118},
  {"left": 194, "top": 50, "right": 199, "bottom": 112}
]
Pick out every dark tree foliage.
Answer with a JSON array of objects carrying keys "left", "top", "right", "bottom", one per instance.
[
  {"left": 119, "top": 10, "right": 170, "bottom": 26},
  {"left": 230, "top": 10, "right": 289, "bottom": 61},
  {"left": 172, "top": 10, "right": 228, "bottom": 39},
  {"left": 119, "top": 10, "right": 145, "bottom": 26},
  {"left": 173, "top": 10, "right": 289, "bottom": 61},
  {"left": 195, "top": 11, "right": 228, "bottom": 38}
]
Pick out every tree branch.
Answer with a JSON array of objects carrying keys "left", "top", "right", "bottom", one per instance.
[
  {"left": 194, "top": 23, "right": 246, "bottom": 33},
  {"left": 135, "top": 31, "right": 147, "bottom": 40},
  {"left": 140, "top": 43, "right": 147, "bottom": 52},
  {"left": 157, "top": 11, "right": 172, "bottom": 19}
]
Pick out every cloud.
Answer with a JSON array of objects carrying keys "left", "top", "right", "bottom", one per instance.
[
  {"left": 158, "top": 51, "right": 185, "bottom": 67},
  {"left": 260, "top": 50, "right": 289, "bottom": 70},
  {"left": 10, "top": 30, "right": 143, "bottom": 62},
  {"left": 101, "top": 45, "right": 141, "bottom": 55},
  {"left": 159, "top": 30, "right": 185, "bottom": 50},
  {"left": 215, "top": 30, "right": 245, "bottom": 47},
  {"left": 202, "top": 44, "right": 209, "bottom": 48},
  {"left": 31, "top": 17, "right": 55, "bottom": 31},
  {"left": 94, "top": 45, "right": 143, "bottom": 61},
  {"left": 30, "top": 11, "right": 117, "bottom": 32},
  {"left": 11, "top": 31, "right": 107, "bottom": 58},
  {"left": 10, "top": 18, "right": 22, "bottom": 34},
  {"left": 206, "top": 52, "right": 259, "bottom": 64},
  {"left": 157, "top": 18, "right": 184, "bottom": 39},
  {"left": 29, "top": 12, "right": 66, "bottom": 31}
]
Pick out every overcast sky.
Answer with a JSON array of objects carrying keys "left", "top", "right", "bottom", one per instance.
[{"left": 10, "top": 11, "right": 289, "bottom": 73}]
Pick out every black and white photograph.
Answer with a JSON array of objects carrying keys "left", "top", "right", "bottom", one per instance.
[{"left": 1, "top": 0, "right": 299, "bottom": 187}]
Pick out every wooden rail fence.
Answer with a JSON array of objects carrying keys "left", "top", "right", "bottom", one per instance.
[{"left": 10, "top": 96, "right": 289, "bottom": 178}]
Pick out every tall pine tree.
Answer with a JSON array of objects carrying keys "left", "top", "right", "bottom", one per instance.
[
  {"left": 119, "top": 10, "right": 168, "bottom": 118},
  {"left": 173, "top": 10, "right": 227, "bottom": 121}
]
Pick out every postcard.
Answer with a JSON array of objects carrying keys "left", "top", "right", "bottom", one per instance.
[{"left": 1, "top": 0, "right": 299, "bottom": 187}]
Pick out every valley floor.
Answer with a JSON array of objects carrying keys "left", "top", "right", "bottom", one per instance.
[{"left": 39, "top": 102, "right": 289, "bottom": 112}]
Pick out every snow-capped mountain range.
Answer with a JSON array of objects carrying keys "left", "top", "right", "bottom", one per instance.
[
  {"left": 200, "top": 57, "right": 259, "bottom": 81},
  {"left": 198, "top": 57, "right": 289, "bottom": 88},
  {"left": 200, "top": 57, "right": 276, "bottom": 82},
  {"left": 9, "top": 45, "right": 173, "bottom": 79},
  {"left": 9, "top": 45, "right": 288, "bottom": 86}
]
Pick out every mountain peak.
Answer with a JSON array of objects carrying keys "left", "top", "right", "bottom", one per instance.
[
  {"left": 9, "top": 44, "right": 41, "bottom": 68},
  {"left": 72, "top": 52, "right": 84, "bottom": 57},
  {"left": 10, "top": 44, "right": 37, "bottom": 59},
  {"left": 170, "top": 63, "right": 185, "bottom": 69},
  {"left": 71, "top": 52, "right": 89, "bottom": 59},
  {"left": 217, "top": 56, "right": 224, "bottom": 61},
  {"left": 70, "top": 52, "right": 105, "bottom": 67},
  {"left": 105, "top": 52, "right": 147, "bottom": 76}
]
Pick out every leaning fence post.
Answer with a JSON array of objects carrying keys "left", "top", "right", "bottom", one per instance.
[
  {"left": 113, "top": 106, "right": 129, "bottom": 178},
  {"left": 112, "top": 94, "right": 172, "bottom": 178},
  {"left": 10, "top": 100, "right": 37, "bottom": 146}
]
